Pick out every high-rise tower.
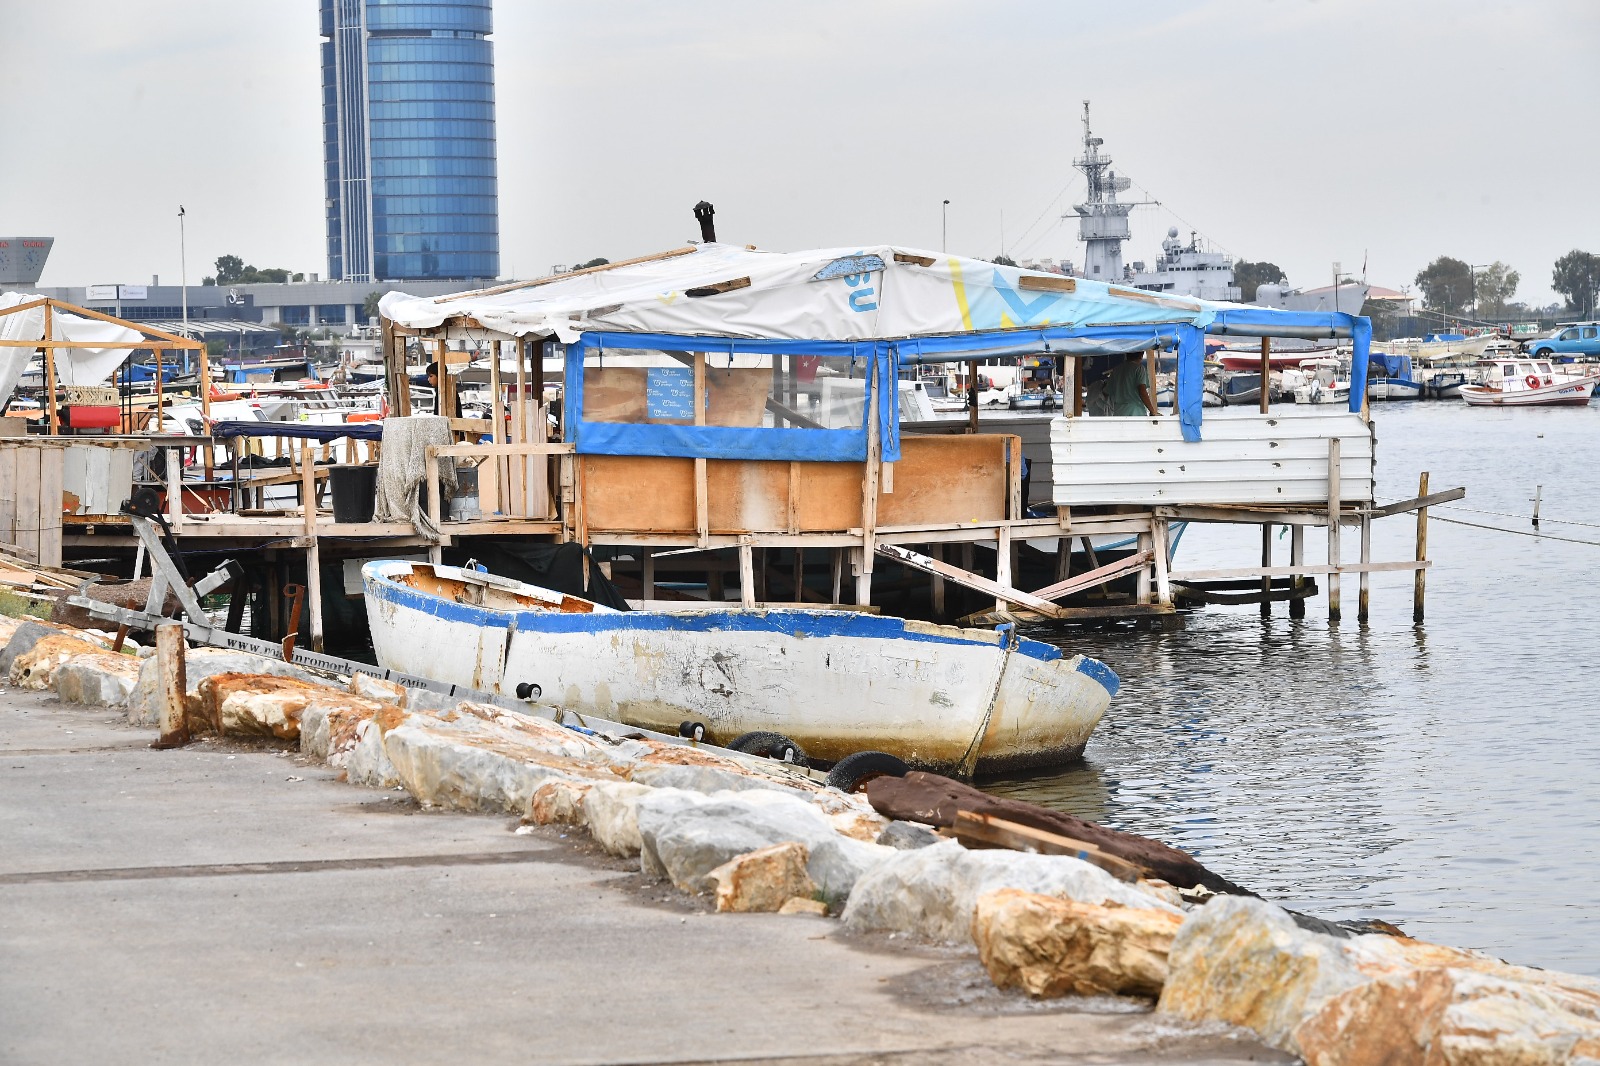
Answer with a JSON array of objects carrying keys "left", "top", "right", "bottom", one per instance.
[
  {"left": 1068, "top": 101, "right": 1135, "bottom": 282},
  {"left": 321, "top": 0, "right": 500, "bottom": 283}
]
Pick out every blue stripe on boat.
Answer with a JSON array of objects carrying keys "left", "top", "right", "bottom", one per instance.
[
  {"left": 365, "top": 565, "right": 1082, "bottom": 665},
  {"left": 1073, "top": 656, "right": 1120, "bottom": 697}
]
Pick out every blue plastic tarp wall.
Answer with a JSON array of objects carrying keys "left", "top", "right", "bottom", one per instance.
[
  {"left": 566, "top": 332, "right": 900, "bottom": 462},
  {"left": 1204, "top": 309, "right": 1370, "bottom": 414}
]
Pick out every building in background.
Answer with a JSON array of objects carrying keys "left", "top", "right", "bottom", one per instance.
[
  {"left": 0, "top": 239, "right": 54, "bottom": 287},
  {"left": 321, "top": 0, "right": 500, "bottom": 283}
]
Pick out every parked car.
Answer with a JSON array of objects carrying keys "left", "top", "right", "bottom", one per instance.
[{"left": 1527, "top": 322, "right": 1600, "bottom": 360}]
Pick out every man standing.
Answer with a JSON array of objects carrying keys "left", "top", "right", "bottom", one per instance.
[{"left": 1105, "top": 354, "right": 1159, "bottom": 416}]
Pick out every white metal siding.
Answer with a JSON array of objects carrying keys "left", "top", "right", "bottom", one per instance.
[{"left": 1051, "top": 412, "right": 1374, "bottom": 506}]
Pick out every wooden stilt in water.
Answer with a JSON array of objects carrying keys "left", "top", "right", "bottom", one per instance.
[
  {"left": 1260, "top": 524, "right": 1272, "bottom": 618},
  {"left": 1327, "top": 437, "right": 1342, "bottom": 622},
  {"left": 1414, "top": 471, "right": 1430, "bottom": 624},
  {"left": 1289, "top": 525, "right": 1306, "bottom": 619},
  {"left": 1358, "top": 512, "right": 1372, "bottom": 622}
]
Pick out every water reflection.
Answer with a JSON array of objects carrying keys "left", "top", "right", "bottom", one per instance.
[{"left": 981, "top": 403, "right": 1600, "bottom": 976}]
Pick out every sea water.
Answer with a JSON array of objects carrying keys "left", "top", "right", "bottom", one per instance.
[{"left": 994, "top": 401, "right": 1600, "bottom": 975}]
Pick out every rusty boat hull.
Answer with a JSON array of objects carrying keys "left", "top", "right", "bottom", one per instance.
[{"left": 361, "top": 561, "right": 1115, "bottom": 775}]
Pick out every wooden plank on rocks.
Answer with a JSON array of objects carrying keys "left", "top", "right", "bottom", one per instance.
[{"left": 952, "top": 811, "right": 1142, "bottom": 883}]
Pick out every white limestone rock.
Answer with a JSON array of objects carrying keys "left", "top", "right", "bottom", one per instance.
[
  {"left": 127, "top": 649, "right": 328, "bottom": 727},
  {"left": 636, "top": 789, "right": 714, "bottom": 879},
  {"left": 53, "top": 654, "right": 142, "bottom": 707},
  {"left": 580, "top": 781, "right": 657, "bottom": 857},
  {"left": 345, "top": 719, "right": 401, "bottom": 789},
  {"left": 841, "top": 838, "right": 1181, "bottom": 945}
]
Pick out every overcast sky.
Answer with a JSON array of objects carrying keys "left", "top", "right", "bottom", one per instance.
[{"left": 5, "top": 0, "right": 1596, "bottom": 305}]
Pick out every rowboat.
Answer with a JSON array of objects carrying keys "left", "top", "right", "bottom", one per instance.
[
  {"left": 1460, "top": 355, "right": 1598, "bottom": 407},
  {"left": 362, "top": 560, "right": 1118, "bottom": 775}
]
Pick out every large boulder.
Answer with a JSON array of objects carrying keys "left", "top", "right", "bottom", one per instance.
[
  {"left": 380, "top": 707, "right": 624, "bottom": 813},
  {"left": 841, "top": 838, "right": 1180, "bottom": 945},
  {"left": 9, "top": 633, "right": 108, "bottom": 689},
  {"left": 345, "top": 719, "right": 401, "bottom": 789},
  {"left": 53, "top": 652, "right": 143, "bottom": 707},
  {"left": 972, "top": 888, "right": 1184, "bottom": 999},
  {"left": 640, "top": 790, "right": 855, "bottom": 895},
  {"left": 1295, "top": 964, "right": 1600, "bottom": 1066},
  {"left": 807, "top": 835, "right": 896, "bottom": 903},
  {"left": 1157, "top": 895, "right": 1379, "bottom": 1053},
  {"left": 706, "top": 842, "right": 817, "bottom": 914},
  {"left": 1, "top": 620, "right": 112, "bottom": 676},
  {"left": 192, "top": 673, "right": 397, "bottom": 740},
  {"left": 127, "top": 649, "right": 330, "bottom": 727},
  {"left": 580, "top": 782, "right": 656, "bottom": 857},
  {"left": 636, "top": 789, "right": 714, "bottom": 880},
  {"left": 526, "top": 779, "right": 595, "bottom": 826}
]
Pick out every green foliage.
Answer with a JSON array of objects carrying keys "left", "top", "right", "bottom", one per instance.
[
  {"left": 1233, "top": 261, "right": 1286, "bottom": 303},
  {"left": 991, "top": 254, "right": 1018, "bottom": 267},
  {"left": 1474, "top": 262, "right": 1520, "bottom": 317},
  {"left": 1414, "top": 256, "right": 1474, "bottom": 316},
  {"left": 1552, "top": 250, "right": 1600, "bottom": 316},
  {"left": 204, "top": 338, "right": 228, "bottom": 358},
  {"left": 212, "top": 254, "right": 301, "bottom": 286},
  {"left": 574, "top": 257, "right": 610, "bottom": 270},
  {"left": 362, "top": 290, "right": 384, "bottom": 322}
]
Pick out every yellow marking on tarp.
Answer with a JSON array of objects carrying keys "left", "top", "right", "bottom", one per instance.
[{"left": 949, "top": 258, "right": 974, "bottom": 331}]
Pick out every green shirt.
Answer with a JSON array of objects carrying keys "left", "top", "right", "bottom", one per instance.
[{"left": 1106, "top": 359, "right": 1150, "bottom": 415}]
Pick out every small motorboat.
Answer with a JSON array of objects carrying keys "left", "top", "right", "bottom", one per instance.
[
  {"left": 1292, "top": 358, "right": 1351, "bottom": 405},
  {"left": 362, "top": 560, "right": 1118, "bottom": 775},
  {"left": 1460, "top": 355, "right": 1598, "bottom": 407}
]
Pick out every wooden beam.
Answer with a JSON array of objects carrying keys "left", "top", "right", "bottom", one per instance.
[
  {"left": 1362, "top": 486, "right": 1465, "bottom": 519},
  {"left": 875, "top": 542, "right": 1067, "bottom": 618},
  {"left": 43, "top": 301, "right": 58, "bottom": 436},
  {"left": 1028, "top": 550, "right": 1152, "bottom": 601},
  {"left": 951, "top": 811, "right": 1140, "bottom": 883}
]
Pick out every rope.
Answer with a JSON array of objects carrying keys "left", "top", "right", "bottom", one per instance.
[
  {"left": 1432, "top": 502, "right": 1600, "bottom": 530},
  {"left": 1428, "top": 513, "right": 1600, "bottom": 548}
]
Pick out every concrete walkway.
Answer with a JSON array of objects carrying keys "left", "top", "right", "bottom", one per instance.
[{"left": 0, "top": 685, "right": 1283, "bottom": 1066}]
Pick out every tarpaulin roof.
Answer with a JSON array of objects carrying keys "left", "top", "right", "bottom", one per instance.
[{"left": 1, "top": 292, "right": 145, "bottom": 406}]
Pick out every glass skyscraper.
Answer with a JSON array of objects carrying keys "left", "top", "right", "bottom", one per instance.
[{"left": 320, "top": 0, "right": 499, "bottom": 282}]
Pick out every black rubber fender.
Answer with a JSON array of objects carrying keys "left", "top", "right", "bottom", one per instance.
[
  {"left": 727, "top": 730, "right": 809, "bottom": 768},
  {"left": 825, "top": 750, "right": 910, "bottom": 793}
]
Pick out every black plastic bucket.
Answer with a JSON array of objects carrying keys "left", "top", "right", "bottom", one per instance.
[{"left": 329, "top": 465, "right": 378, "bottom": 523}]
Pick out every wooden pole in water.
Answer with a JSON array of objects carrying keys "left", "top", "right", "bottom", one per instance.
[
  {"left": 1260, "top": 524, "right": 1272, "bottom": 617},
  {"left": 1358, "top": 512, "right": 1372, "bottom": 622},
  {"left": 1327, "top": 437, "right": 1342, "bottom": 622},
  {"left": 1289, "top": 525, "right": 1306, "bottom": 619},
  {"left": 153, "top": 622, "right": 189, "bottom": 749},
  {"left": 1413, "top": 471, "right": 1430, "bottom": 624},
  {"left": 1531, "top": 484, "right": 1543, "bottom": 529},
  {"left": 1259, "top": 336, "right": 1271, "bottom": 414}
]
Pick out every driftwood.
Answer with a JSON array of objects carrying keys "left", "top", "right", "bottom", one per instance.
[{"left": 865, "top": 771, "right": 1253, "bottom": 897}]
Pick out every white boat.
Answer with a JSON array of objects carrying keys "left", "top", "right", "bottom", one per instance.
[
  {"left": 1292, "top": 358, "right": 1350, "bottom": 405},
  {"left": 1460, "top": 356, "right": 1598, "bottom": 407},
  {"left": 362, "top": 560, "right": 1118, "bottom": 775}
]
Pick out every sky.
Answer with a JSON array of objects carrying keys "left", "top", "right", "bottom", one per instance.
[{"left": 4, "top": 0, "right": 1597, "bottom": 306}]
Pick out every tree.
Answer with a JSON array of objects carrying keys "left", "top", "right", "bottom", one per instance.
[
  {"left": 1552, "top": 250, "right": 1600, "bottom": 316},
  {"left": 1473, "top": 262, "right": 1519, "bottom": 318},
  {"left": 991, "top": 254, "right": 1017, "bottom": 267},
  {"left": 1414, "top": 256, "right": 1474, "bottom": 316},
  {"left": 362, "top": 290, "right": 384, "bottom": 323},
  {"left": 213, "top": 254, "right": 246, "bottom": 284},
  {"left": 1233, "top": 261, "right": 1286, "bottom": 303},
  {"left": 574, "top": 257, "right": 610, "bottom": 270},
  {"left": 209, "top": 254, "right": 300, "bottom": 285}
]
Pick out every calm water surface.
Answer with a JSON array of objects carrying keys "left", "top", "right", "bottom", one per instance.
[{"left": 989, "top": 402, "right": 1600, "bottom": 975}]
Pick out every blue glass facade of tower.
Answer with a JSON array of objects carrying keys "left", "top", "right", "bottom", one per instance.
[{"left": 321, "top": 0, "right": 499, "bottom": 282}]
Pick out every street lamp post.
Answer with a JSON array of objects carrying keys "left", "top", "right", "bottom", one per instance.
[
  {"left": 178, "top": 205, "right": 190, "bottom": 374},
  {"left": 942, "top": 200, "right": 950, "bottom": 253}
]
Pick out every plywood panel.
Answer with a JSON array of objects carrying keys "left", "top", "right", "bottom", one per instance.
[
  {"left": 580, "top": 455, "right": 696, "bottom": 532},
  {"left": 582, "top": 367, "right": 651, "bottom": 423},
  {"left": 707, "top": 460, "right": 789, "bottom": 532},
  {"left": 879, "top": 435, "right": 1009, "bottom": 526},
  {"left": 37, "top": 447, "right": 63, "bottom": 567},
  {"left": 704, "top": 367, "right": 770, "bottom": 427},
  {"left": 0, "top": 446, "right": 16, "bottom": 547},
  {"left": 12, "top": 446, "right": 41, "bottom": 561},
  {"left": 792, "top": 461, "right": 863, "bottom": 531}
]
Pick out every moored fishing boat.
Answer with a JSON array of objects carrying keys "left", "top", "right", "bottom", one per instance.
[
  {"left": 1460, "top": 355, "right": 1598, "bottom": 407},
  {"left": 362, "top": 559, "right": 1118, "bottom": 775}
]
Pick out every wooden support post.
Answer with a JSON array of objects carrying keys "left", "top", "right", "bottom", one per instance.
[
  {"left": 1414, "top": 471, "right": 1429, "bottom": 624},
  {"left": 1358, "top": 512, "right": 1372, "bottom": 623},
  {"left": 738, "top": 541, "right": 756, "bottom": 607},
  {"left": 1145, "top": 348, "right": 1159, "bottom": 413},
  {"left": 153, "top": 622, "right": 189, "bottom": 749},
  {"left": 994, "top": 527, "right": 1012, "bottom": 614},
  {"left": 299, "top": 436, "right": 324, "bottom": 652},
  {"left": 1072, "top": 357, "right": 1085, "bottom": 417},
  {"left": 854, "top": 549, "right": 872, "bottom": 606},
  {"left": 791, "top": 547, "right": 804, "bottom": 601},
  {"left": 42, "top": 299, "right": 58, "bottom": 435},
  {"left": 511, "top": 337, "right": 528, "bottom": 517},
  {"left": 860, "top": 360, "right": 883, "bottom": 586},
  {"left": 435, "top": 338, "right": 451, "bottom": 423},
  {"left": 641, "top": 547, "right": 655, "bottom": 601},
  {"left": 1327, "top": 437, "right": 1342, "bottom": 622},
  {"left": 154, "top": 347, "right": 164, "bottom": 430},
  {"left": 1152, "top": 519, "right": 1172, "bottom": 606},
  {"left": 484, "top": 338, "right": 503, "bottom": 515},
  {"left": 967, "top": 359, "right": 980, "bottom": 434},
  {"left": 694, "top": 352, "right": 708, "bottom": 547},
  {"left": 165, "top": 447, "right": 182, "bottom": 526},
  {"left": 1136, "top": 531, "right": 1153, "bottom": 603},
  {"left": 830, "top": 548, "right": 843, "bottom": 605},
  {"left": 930, "top": 544, "right": 946, "bottom": 617},
  {"left": 1289, "top": 524, "right": 1306, "bottom": 619},
  {"left": 1260, "top": 524, "right": 1273, "bottom": 618},
  {"left": 425, "top": 444, "right": 443, "bottom": 565},
  {"left": 1259, "top": 337, "right": 1271, "bottom": 414}
]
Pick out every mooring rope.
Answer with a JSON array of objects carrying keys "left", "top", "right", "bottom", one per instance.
[{"left": 1374, "top": 498, "right": 1600, "bottom": 548}]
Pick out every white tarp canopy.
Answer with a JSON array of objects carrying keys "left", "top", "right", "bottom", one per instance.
[
  {"left": 1, "top": 291, "right": 143, "bottom": 406},
  {"left": 379, "top": 243, "right": 1228, "bottom": 345}
]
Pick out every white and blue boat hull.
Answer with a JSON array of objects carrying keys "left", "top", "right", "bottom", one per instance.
[{"left": 362, "top": 561, "right": 1116, "bottom": 774}]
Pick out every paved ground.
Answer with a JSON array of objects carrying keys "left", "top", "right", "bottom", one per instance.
[{"left": 0, "top": 684, "right": 1285, "bottom": 1065}]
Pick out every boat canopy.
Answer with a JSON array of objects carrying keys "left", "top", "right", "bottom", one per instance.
[
  {"left": 1, "top": 291, "right": 145, "bottom": 407},
  {"left": 381, "top": 244, "right": 1372, "bottom": 447}
]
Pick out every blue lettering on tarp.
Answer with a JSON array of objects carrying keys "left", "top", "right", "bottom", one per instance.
[
  {"left": 849, "top": 287, "right": 878, "bottom": 312},
  {"left": 646, "top": 366, "right": 696, "bottom": 419}
]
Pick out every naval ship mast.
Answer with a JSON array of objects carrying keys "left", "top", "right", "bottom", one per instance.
[{"left": 1066, "top": 101, "right": 1149, "bottom": 282}]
